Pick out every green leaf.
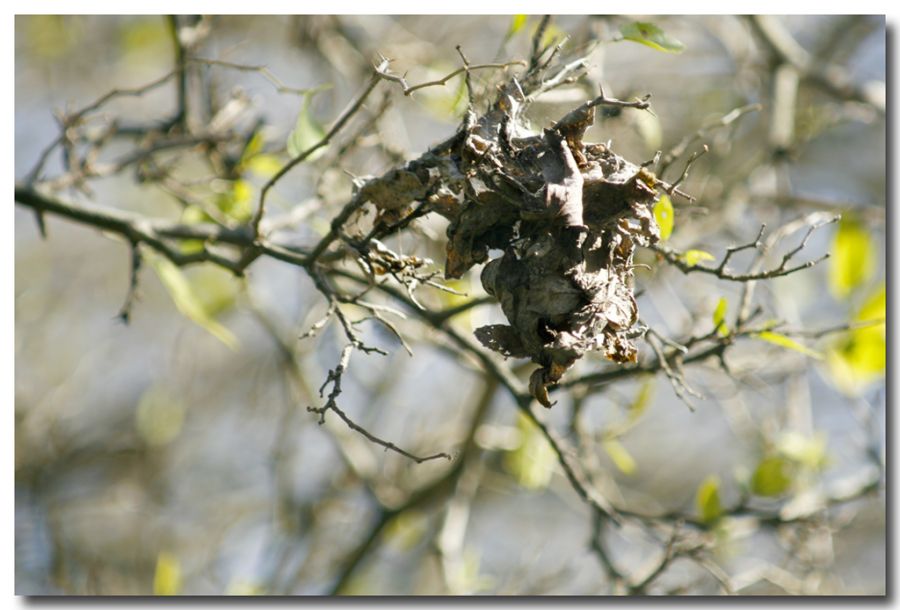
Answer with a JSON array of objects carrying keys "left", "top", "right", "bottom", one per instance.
[
  {"left": 384, "top": 510, "right": 428, "bottom": 551},
  {"left": 828, "top": 215, "right": 875, "bottom": 299},
  {"left": 654, "top": 194, "right": 674, "bottom": 241},
  {"left": 504, "top": 414, "right": 556, "bottom": 489},
  {"left": 856, "top": 283, "right": 886, "bottom": 325},
  {"left": 147, "top": 253, "right": 239, "bottom": 350},
  {"left": 239, "top": 130, "right": 265, "bottom": 165},
  {"left": 213, "top": 179, "right": 254, "bottom": 222},
  {"left": 420, "top": 71, "right": 469, "bottom": 121},
  {"left": 245, "top": 153, "right": 283, "bottom": 178},
  {"left": 751, "top": 456, "right": 792, "bottom": 497},
  {"left": 153, "top": 551, "right": 182, "bottom": 595},
  {"left": 755, "top": 331, "right": 822, "bottom": 360},
  {"left": 712, "top": 297, "right": 729, "bottom": 336},
  {"left": 682, "top": 249, "right": 715, "bottom": 266},
  {"left": 227, "top": 582, "right": 265, "bottom": 595},
  {"left": 826, "top": 285, "right": 886, "bottom": 394},
  {"left": 507, "top": 14, "right": 528, "bottom": 37},
  {"left": 619, "top": 21, "right": 685, "bottom": 54},
  {"left": 287, "top": 92, "right": 326, "bottom": 160},
  {"left": 696, "top": 475, "right": 723, "bottom": 523},
  {"left": 777, "top": 431, "right": 828, "bottom": 470},
  {"left": 628, "top": 378, "right": 655, "bottom": 422},
  {"left": 135, "top": 385, "right": 185, "bottom": 447},
  {"left": 602, "top": 438, "right": 637, "bottom": 475}
]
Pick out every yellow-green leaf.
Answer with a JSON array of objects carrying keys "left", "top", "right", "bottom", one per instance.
[
  {"left": 751, "top": 456, "right": 792, "bottom": 497},
  {"left": 682, "top": 249, "right": 715, "bottom": 266},
  {"left": 654, "top": 194, "right": 674, "bottom": 241},
  {"left": 856, "top": 283, "right": 886, "bottom": 325},
  {"left": 826, "top": 285, "right": 886, "bottom": 394},
  {"left": 619, "top": 21, "right": 685, "bottom": 54},
  {"left": 507, "top": 14, "right": 528, "bottom": 37},
  {"left": 215, "top": 179, "right": 254, "bottom": 222},
  {"left": 239, "top": 131, "right": 266, "bottom": 164},
  {"left": 384, "top": 509, "right": 428, "bottom": 551},
  {"left": 227, "top": 582, "right": 264, "bottom": 595},
  {"left": 828, "top": 215, "right": 875, "bottom": 299},
  {"left": 696, "top": 475, "right": 723, "bottom": 524},
  {"left": 148, "top": 253, "right": 239, "bottom": 350},
  {"left": 246, "top": 153, "right": 283, "bottom": 178},
  {"left": 504, "top": 414, "right": 556, "bottom": 489},
  {"left": 777, "top": 431, "right": 828, "bottom": 470},
  {"left": 287, "top": 92, "right": 326, "bottom": 159},
  {"left": 135, "top": 385, "right": 185, "bottom": 447},
  {"left": 713, "top": 297, "right": 729, "bottom": 336},
  {"left": 602, "top": 438, "right": 637, "bottom": 475},
  {"left": 755, "top": 331, "right": 822, "bottom": 360},
  {"left": 153, "top": 551, "right": 182, "bottom": 595},
  {"left": 420, "top": 72, "right": 468, "bottom": 121},
  {"left": 628, "top": 378, "right": 655, "bottom": 422}
]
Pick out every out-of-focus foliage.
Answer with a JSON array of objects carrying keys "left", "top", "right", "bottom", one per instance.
[
  {"left": 828, "top": 215, "right": 875, "bottom": 299},
  {"left": 153, "top": 552, "right": 182, "bottom": 596},
  {"left": 619, "top": 21, "right": 685, "bottom": 54},
  {"left": 504, "top": 414, "right": 556, "bottom": 490},
  {"left": 696, "top": 475, "right": 723, "bottom": 524},
  {"left": 148, "top": 252, "right": 239, "bottom": 349}
]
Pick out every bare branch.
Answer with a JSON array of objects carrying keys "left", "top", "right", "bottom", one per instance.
[{"left": 308, "top": 345, "right": 452, "bottom": 464}]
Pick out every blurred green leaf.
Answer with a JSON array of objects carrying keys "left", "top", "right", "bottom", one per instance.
[
  {"left": 654, "top": 194, "right": 674, "bottom": 241},
  {"left": 147, "top": 253, "right": 239, "bottom": 350},
  {"left": 239, "top": 131, "right": 284, "bottom": 178},
  {"left": 227, "top": 582, "right": 265, "bottom": 595},
  {"left": 24, "top": 16, "right": 82, "bottom": 59},
  {"left": 245, "top": 154, "right": 283, "bottom": 178},
  {"left": 135, "top": 386, "right": 185, "bottom": 447},
  {"left": 751, "top": 456, "right": 792, "bottom": 497},
  {"left": 628, "top": 378, "right": 655, "bottom": 422},
  {"left": 215, "top": 179, "right": 254, "bottom": 222},
  {"left": 856, "top": 283, "right": 886, "bottom": 325},
  {"left": 777, "top": 431, "right": 828, "bottom": 470},
  {"left": 121, "top": 18, "right": 168, "bottom": 57},
  {"left": 828, "top": 215, "right": 875, "bottom": 299},
  {"left": 240, "top": 131, "right": 266, "bottom": 164},
  {"left": 633, "top": 108, "right": 663, "bottom": 151},
  {"left": 421, "top": 73, "right": 469, "bottom": 121},
  {"left": 384, "top": 510, "right": 428, "bottom": 551},
  {"left": 153, "top": 552, "right": 182, "bottom": 595},
  {"left": 504, "top": 413, "right": 556, "bottom": 489},
  {"left": 189, "top": 265, "right": 239, "bottom": 317},
  {"left": 287, "top": 92, "right": 326, "bottom": 159},
  {"left": 713, "top": 297, "right": 729, "bottom": 336},
  {"left": 826, "top": 284, "right": 886, "bottom": 394},
  {"left": 696, "top": 475, "right": 723, "bottom": 524},
  {"left": 602, "top": 438, "right": 637, "bottom": 475},
  {"left": 507, "top": 14, "right": 528, "bottom": 37},
  {"left": 681, "top": 249, "right": 715, "bottom": 266},
  {"left": 619, "top": 21, "right": 685, "bottom": 54},
  {"left": 755, "top": 331, "right": 822, "bottom": 360}
]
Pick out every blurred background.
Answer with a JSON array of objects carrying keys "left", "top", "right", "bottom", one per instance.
[{"left": 15, "top": 15, "right": 885, "bottom": 595}]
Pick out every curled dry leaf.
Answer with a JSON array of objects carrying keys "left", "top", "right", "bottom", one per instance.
[{"left": 358, "top": 81, "right": 662, "bottom": 407}]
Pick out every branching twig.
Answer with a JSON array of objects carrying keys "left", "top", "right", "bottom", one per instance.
[
  {"left": 374, "top": 56, "right": 526, "bottom": 97},
  {"left": 252, "top": 60, "right": 388, "bottom": 236},
  {"left": 308, "top": 345, "right": 452, "bottom": 464}
]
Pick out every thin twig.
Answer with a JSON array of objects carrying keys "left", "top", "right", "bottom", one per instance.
[{"left": 308, "top": 345, "right": 452, "bottom": 464}]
